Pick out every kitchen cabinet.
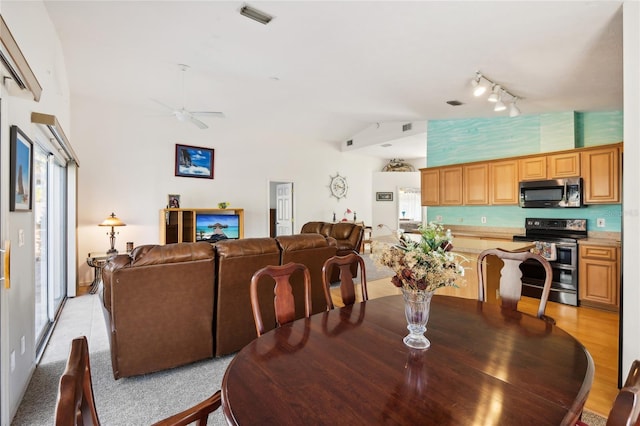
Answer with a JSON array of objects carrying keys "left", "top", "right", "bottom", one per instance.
[
  {"left": 579, "top": 244, "right": 619, "bottom": 311},
  {"left": 581, "top": 146, "right": 620, "bottom": 204},
  {"left": 463, "top": 164, "right": 489, "bottom": 205},
  {"left": 440, "top": 166, "right": 463, "bottom": 205},
  {"left": 548, "top": 152, "right": 580, "bottom": 178},
  {"left": 419, "top": 142, "right": 621, "bottom": 207},
  {"left": 421, "top": 168, "right": 439, "bottom": 205},
  {"left": 519, "top": 156, "right": 547, "bottom": 181},
  {"left": 519, "top": 152, "right": 579, "bottom": 180},
  {"left": 420, "top": 166, "right": 462, "bottom": 206},
  {"left": 490, "top": 160, "right": 519, "bottom": 205}
]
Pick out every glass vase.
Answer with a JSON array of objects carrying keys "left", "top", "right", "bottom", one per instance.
[{"left": 401, "top": 288, "right": 434, "bottom": 349}]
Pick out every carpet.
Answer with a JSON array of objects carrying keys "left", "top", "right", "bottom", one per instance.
[{"left": 12, "top": 350, "right": 233, "bottom": 425}]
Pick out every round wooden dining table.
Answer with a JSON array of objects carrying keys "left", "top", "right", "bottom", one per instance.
[{"left": 221, "top": 295, "right": 594, "bottom": 425}]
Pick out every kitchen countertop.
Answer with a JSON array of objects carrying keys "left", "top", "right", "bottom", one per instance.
[{"left": 451, "top": 237, "right": 534, "bottom": 255}]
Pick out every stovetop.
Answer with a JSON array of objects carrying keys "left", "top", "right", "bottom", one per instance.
[{"left": 513, "top": 217, "right": 588, "bottom": 243}]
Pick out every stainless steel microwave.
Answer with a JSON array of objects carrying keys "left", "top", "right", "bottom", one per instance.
[{"left": 519, "top": 178, "right": 582, "bottom": 208}]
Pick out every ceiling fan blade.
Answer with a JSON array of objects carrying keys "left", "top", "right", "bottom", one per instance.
[
  {"left": 150, "top": 98, "right": 178, "bottom": 112},
  {"left": 191, "top": 111, "right": 225, "bottom": 118},
  {"left": 189, "top": 116, "right": 209, "bottom": 129}
]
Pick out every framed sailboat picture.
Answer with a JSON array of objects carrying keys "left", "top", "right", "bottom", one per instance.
[{"left": 10, "top": 125, "right": 33, "bottom": 211}]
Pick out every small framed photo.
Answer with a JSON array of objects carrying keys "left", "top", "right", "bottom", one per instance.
[
  {"left": 168, "top": 194, "right": 181, "bottom": 208},
  {"left": 10, "top": 125, "right": 33, "bottom": 211},
  {"left": 175, "top": 144, "right": 214, "bottom": 179},
  {"left": 376, "top": 192, "right": 393, "bottom": 201}
]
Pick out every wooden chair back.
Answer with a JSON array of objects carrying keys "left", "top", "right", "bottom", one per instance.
[
  {"left": 56, "top": 336, "right": 221, "bottom": 426},
  {"left": 55, "top": 336, "right": 101, "bottom": 426},
  {"left": 322, "top": 252, "right": 368, "bottom": 309},
  {"left": 606, "top": 360, "right": 640, "bottom": 426},
  {"left": 477, "top": 248, "right": 553, "bottom": 320},
  {"left": 250, "top": 262, "right": 312, "bottom": 336}
]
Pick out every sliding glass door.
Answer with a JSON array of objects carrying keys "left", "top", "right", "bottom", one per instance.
[{"left": 34, "top": 146, "right": 66, "bottom": 352}]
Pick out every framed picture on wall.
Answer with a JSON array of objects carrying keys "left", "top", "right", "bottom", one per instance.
[
  {"left": 10, "top": 125, "right": 33, "bottom": 211},
  {"left": 175, "top": 144, "right": 214, "bottom": 179},
  {"left": 376, "top": 192, "right": 393, "bottom": 201}
]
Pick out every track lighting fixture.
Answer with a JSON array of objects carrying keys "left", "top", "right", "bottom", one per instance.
[{"left": 471, "top": 71, "right": 522, "bottom": 117}]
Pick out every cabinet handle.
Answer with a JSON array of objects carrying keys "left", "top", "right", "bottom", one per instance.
[{"left": 1, "top": 240, "right": 10, "bottom": 289}]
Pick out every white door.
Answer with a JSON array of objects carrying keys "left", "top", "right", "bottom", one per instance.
[{"left": 276, "top": 183, "right": 293, "bottom": 236}]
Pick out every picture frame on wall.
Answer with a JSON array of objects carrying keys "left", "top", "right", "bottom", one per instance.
[
  {"left": 10, "top": 125, "right": 33, "bottom": 211},
  {"left": 175, "top": 144, "right": 214, "bottom": 179},
  {"left": 376, "top": 192, "right": 393, "bottom": 201},
  {"left": 168, "top": 194, "right": 181, "bottom": 208}
]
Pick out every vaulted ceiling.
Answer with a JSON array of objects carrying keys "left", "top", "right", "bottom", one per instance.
[{"left": 40, "top": 1, "right": 623, "bottom": 159}]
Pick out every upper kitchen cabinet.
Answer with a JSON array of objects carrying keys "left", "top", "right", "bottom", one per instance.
[
  {"left": 463, "top": 164, "right": 489, "bottom": 205},
  {"left": 548, "top": 152, "right": 580, "bottom": 178},
  {"left": 519, "top": 156, "right": 547, "bottom": 181},
  {"left": 519, "top": 152, "right": 580, "bottom": 180},
  {"left": 421, "top": 166, "right": 463, "bottom": 206},
  {"left": 421, "top": 168, "right": 439, "bottom": 205},
  {"left": 440, "top": 166, "right": 463, "bottom": 205},
  {"left": 490, "top": 160, "right": 519, "bottom": 205},
  {"left": 581, "top": 145, "right": 621, "bottom": 204}
]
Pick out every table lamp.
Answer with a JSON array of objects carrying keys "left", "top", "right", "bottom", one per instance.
[{"left": 99, "top": 212, "right": 126, "bottom": 255}]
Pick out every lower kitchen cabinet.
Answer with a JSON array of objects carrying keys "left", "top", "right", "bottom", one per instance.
[{"left": 579, "top": 244, "right": 620, "bottom": 311}]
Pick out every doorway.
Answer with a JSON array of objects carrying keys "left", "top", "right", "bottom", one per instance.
[{"left": 268, "top": 181, "right": 294, "bottom": 237}]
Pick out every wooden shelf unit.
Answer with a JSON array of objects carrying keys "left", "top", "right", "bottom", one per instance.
[{"left": 160, "top": 208, "right": 245, "bottom": 244}]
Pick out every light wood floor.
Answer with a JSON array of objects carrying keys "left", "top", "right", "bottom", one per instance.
[{"left": 333, "top": 278, "right": 619, "bottom": 417}]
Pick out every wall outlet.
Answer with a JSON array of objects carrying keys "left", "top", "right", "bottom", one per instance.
[
  {"left": 597, "top": 218, "right": 606, "bottom": 228},
  {"left": 436, "top": 215, "right": 443, "bottom": 222},
  {"left": 21, "top": 336, "right": 25, "bottom": 355},
  {"left": 481, "top": 216, "right": 487, "bottom": 224}
]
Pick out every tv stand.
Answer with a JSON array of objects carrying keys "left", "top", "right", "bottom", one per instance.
[{"left": 160, "top": 208, "right": 245, "bottom": 244}]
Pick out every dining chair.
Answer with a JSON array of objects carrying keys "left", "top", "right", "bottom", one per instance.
[
  {"left": 605, "top": 360, "right": 640, "bottom": 426},
  {"left": 477, "top": 248, "right": 554, "bottom": 323},
  {"left": 321, "top": 252, "right": 368, "bottom": 310},
  {"left": 250, "top": 262, "right": 312, "bottom": 336},
  {"left": 55, "top": 336, "right": 221, "bottom": 426}
]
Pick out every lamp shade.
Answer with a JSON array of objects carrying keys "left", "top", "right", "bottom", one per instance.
[{"left": 99, "top": 213, "right": 126, "bottom": 227}]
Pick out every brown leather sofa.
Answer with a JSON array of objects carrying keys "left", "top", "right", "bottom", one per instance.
[
  {"left": 100, "top": 242, "right": 215, "bottom": 379},
  {"left": 215, "top": 234, "right": 335, "bottom": 356},
  {"left": 300, "top": 221, "right": 364, "bottom": 281},
  {"left": 101, "top": 235, "right": 337, "bottom": 378}
]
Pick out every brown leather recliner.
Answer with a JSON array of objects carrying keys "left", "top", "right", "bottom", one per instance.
[
  {"left": 214, "top": 238, "right": 281, "bottom": 357},
  {"left": 300, "top": 221, "right": 364, "bottom": 281},
  {"left": 100, "top": 242, "right": 215, "bottom": 379}
]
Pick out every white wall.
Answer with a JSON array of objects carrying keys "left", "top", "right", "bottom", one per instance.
[
  {"left": 72, "top": 96, "right": 387, "bottom": 284},
  {"left": 0, "top": 1, "right": 71, "bottom": 423},
  {"left": 371, "top": 171, "right": 421, "bottom": 238},
  {"left": 622, "top": 0, "right": 640, "bottom": 384}
]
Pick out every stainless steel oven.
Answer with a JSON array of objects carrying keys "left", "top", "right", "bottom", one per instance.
[{"left": 512, "top": 218, "right": 587, "bottom": 306}]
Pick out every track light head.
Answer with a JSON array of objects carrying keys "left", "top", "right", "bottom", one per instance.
[
  {"left": 487, "top": 84, "right": 501, "bottom": 102},
  {"left": 509, "top": 99, "right": 521, "bottom": 117},
  {"left": 471, "top": 72, "right": 487, "bottom": 97}
]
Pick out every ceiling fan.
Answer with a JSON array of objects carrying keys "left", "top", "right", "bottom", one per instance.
[{"left": 152, "top": 64, "right": 225, "bottom": 129}]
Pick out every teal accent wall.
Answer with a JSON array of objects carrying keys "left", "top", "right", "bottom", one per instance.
[{"left": 425, "top": 111, "right": 623, "bottom": 232}]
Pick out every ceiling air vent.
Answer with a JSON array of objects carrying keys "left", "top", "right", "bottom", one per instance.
[
  {"left": 346, "top": 139, "right": 353, "bottom": 146},
  {"left": 447, "top": 100, "right": 464, "bottom": 106},
  {"left": 402, "top": 123, "right": 412, "bottom": 132}
]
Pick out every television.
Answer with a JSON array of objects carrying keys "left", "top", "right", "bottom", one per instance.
[{"left": 195, "top": 213, "right": 240, "bottom": 242}]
